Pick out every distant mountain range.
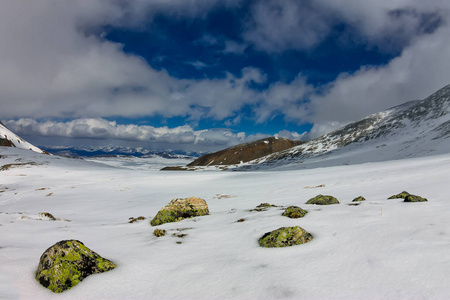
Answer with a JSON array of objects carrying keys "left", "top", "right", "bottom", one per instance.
[
  {"left": 3, "top": 83, "right": 449, "bottom": 171},
  {"left": 38, "top": 145, "right": 199, "bottom": 160}
]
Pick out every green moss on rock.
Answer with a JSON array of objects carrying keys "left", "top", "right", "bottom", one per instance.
[
  {"left": 35, "top": 240, "right": 116, "bottom": 293},
  {"left": 352, "top": 196, "right": 366, "bottom": 202},
  {"left": 150, "top": 197, "right": 209, "bottom": 226},
  {"left": 258, "top": 226, "right": 313, "bottom": 248},
  {"left": 388, "top": 191, "right": 410, "bottom": 199},
  {"left": 305, "top": 194, "right": 339, "bottom": 205},
  {"left": 404, "top": 194, "right": 428, "bottom": 202},
  {"left": 282, "top": 206, "right": 307, "bottom": 218}
]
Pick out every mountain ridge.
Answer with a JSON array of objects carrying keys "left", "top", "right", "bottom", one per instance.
[{"left": 237, "top": 83, "right": 450, "bottom": 170}]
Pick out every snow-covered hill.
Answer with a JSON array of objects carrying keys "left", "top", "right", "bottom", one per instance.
[
  {"left": 239, "top": 83, "right": 450, "bottom": 170},
  {"left": 0, "top": 121, "right": 45, "bottom": 154}
]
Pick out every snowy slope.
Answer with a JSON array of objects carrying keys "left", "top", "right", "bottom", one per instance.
[
  {"left": 239, "top": 83, "right": 450, "bottom": 170},
  {"left": 1, "top": 147, "right": 450, "bottom": 299},
  {"left": 0, "top": 122, "right": 45, "bottom": 154}
]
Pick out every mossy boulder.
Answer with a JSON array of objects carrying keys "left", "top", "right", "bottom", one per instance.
[
  {"left": 282, "top": 206, "right": 307, "bottom": 218},
  {"left": 150, "top": 197, "right": 209, "bottom": 226},
  {"left": 404, "top": 194, "right": 428, "bottom": 202},
  {"left": 305, "top": 194, "right": 339, "bottom": 205},
  {"left": 35, "top": 240, "right": 116, "bottom": 293},
  {"left": 258, "top": 226, "right": 313, "bottom": 248},
  {"left": 352, "top": 196, "right": 366, "bottom": 202},
  {"left": 388, "top": 191, "right": 410, "bottom": 199}
]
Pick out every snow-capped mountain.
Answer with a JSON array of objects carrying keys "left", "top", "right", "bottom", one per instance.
[
  {"left": 238, "top": 83, "right": 450, "bottom": 170},
  {"left": 0, "top": 121, "right": 46, "bottom": 154},
  {"left": 40, "top": 145, "right": 199, "bottom": 160}
]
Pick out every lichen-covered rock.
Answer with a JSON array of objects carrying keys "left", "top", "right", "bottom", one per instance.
[
  {"left": 282, "top": 206, "right": 307, "bottom": 218},
  {"left": 352, "top": 196, "right": 366, "bottom": 202},
  {"left": 129, "top": 216, "right": 146, "bottom": 223},
  {"left": 150, "top": 197, "right": 209, "bottom": 226},
  {"left": 404, "top": 194, "right": 428, "bottom": 202},
  {"left": 388, "top": 191, "right": 410, "bottom": 199},
  {"left": 305, "top": 194, "right": 339, "bottom": 205},
  {"left": 258, "top": 226, "right": 313, "bottom": 248},
  {"left": 252, "top": 203, "right": 278, "bottom": 211},
  {"left": 153, "top": 229, "right": 166, "bottom": 237},
  {"left": 35, "top": 240, "right": 116, "bottom": 293}
]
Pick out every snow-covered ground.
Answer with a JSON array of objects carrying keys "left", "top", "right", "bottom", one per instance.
[
  {"left": 1, "top": 147, "right": 450, "bottom": 299},
  {"left": 86, "top": 155, "right": 194, "bottom": 170}
]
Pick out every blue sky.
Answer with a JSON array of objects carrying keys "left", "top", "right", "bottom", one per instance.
[{"left": 2, "top": 0, "right": 450, "bottom": 152}]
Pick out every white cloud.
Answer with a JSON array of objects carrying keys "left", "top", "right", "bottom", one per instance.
[
  {"left": 4, "top": 118, "right": 268, "bottom": 151},
  {"left": 275, "top": 130, "right": 306, "bottom": 141},
  {"left": 1, "top": 0, "right": 450, "bottom": 142},
  {"left": 309, "top": 24, "right": 450, "bottom": 125},
  {"left": 243, "top": 0, "right": 333, "bottom": 52}
]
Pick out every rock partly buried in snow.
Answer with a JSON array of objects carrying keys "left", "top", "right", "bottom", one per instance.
[
  {"left": 388, "top": 191, "right": 410, "bottom": 199},
  {"left": 352, "top": 196, "right": 366, "bottom": 202},
  {"left": 305, "top": 194, "right": 339, "bottom": 205},
  {"left": 404, "top": 194, "right": 428, "bottom": 202},
  {"left": 258, "top": 226, "right": 313, "bottom": 248},
  {"left": 153, "top": 229, "right": 166, "bottom": 237},
  {"left": 35, "top": 240, "right": 116, "bottom": 293},
  {"left": 252, "top": 203, "right": 278, "bottom": 212},
  {"left": 282, "top": 206, "right": 307, "bottom": 218},
  {"left": 150, "top": 197, "right": 209, "bottom": 226}
]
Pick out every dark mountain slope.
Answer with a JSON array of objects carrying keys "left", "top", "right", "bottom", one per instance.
[{"left": 187, "top": 137, "right": 302, "bottom": 167}]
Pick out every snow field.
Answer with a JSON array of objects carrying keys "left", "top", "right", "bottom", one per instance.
[{"left": 1, "top": 148, "right": 450, "bottom": 299}]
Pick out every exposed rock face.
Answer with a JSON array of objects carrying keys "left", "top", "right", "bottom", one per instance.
[
  {"left": 258, "top": 226, "right": 313, "bottom": 248},
  {"left": 282, "top": 206, "right": 307, "bottom": 218},
  {"left": 352, "top": 196, "right": 366, "bottom": 202},
  {"left": 187, "top": 137, "right": 302, "bottom": 166},
  {"left": 404, "top": 195, "right": 428, "bottom": 202},
  {"left": 388, "top": 191, "right": 410, "bottom": 199},
  {"left": 35, "top": 240, "right": 116, "bottom": 293},
  {"left": 306, "top": 195, "right": 340, "bottom": 205},
  {"left": 150, "top": 197, "right": 209, "bottom": 226}
]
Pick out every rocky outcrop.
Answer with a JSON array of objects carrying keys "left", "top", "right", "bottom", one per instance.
[
  {"left": 35, "top": 240, "right": 116, "bottom": 293},
  {"left": 150, "top": 197, "right": 209, "bottom": 226},
  {"left": 306, "top": 195, "right": 340, "bottom": 205},
  {"left": 258, "top": 226, "right": 313, "bottom": 248},
  {"left": 352, "top": 196, "right": 366, "bottom": 202},
  {"left": 404, "top": 195, "right": 428, "bottom": 202},
  {"left": 187, "top": 137, "right": 302, "bottom": 166},
  {"left": 388, "top": 191, "right": 410, "bottom": 199},
  {"left": 282, "top": 206, "right": 307, "bottom": 218}
]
